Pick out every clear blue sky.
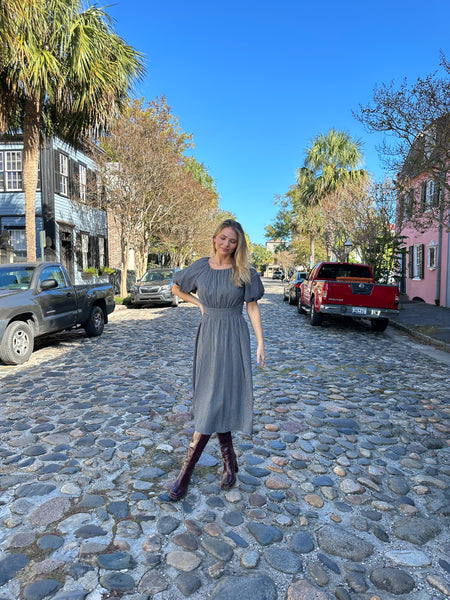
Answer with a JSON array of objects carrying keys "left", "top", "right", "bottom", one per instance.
[{"left": 108, "top": 0, "right": 450, "bottom": 245}]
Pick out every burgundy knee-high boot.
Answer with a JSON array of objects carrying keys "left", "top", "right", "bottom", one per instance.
[
  {"left": 217, "top": 431, "right": 239, "bottom": 490},
  {"left": 169, "top": 431, "right": 210, "bottom": 501}
]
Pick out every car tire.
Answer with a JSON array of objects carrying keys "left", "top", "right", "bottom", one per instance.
[
  {"left": 84, "top": 306, "right": 105, "bottom": 337},
  {"left": 371, "top": 318, "right": 389, "bottom": 332},
  {"left": 297, "top": 296, "right": 307, "bottom": 315},
  {"left": 0, "top": 321, "right": 34, "bottom": 365},
  {"left": 171, "top": 295, "right": 179, "bottom": 307},
  {"left": 310, "top": 300, "right": 323, "bottom": 326},
  {"left": 288, "top": 292, "right": 296, "bottom": 305}
]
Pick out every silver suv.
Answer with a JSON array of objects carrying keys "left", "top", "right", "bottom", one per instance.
[{"left": 130, "top": 268, "right": 180, "bottom": 307}]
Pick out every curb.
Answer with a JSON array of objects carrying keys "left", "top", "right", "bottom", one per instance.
[{"left": 389, "top": 320, "right": 449, "bottom": 353}]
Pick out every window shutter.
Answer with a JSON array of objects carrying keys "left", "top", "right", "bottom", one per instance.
[
  {"left": 92, "top": 236, "right": 99, "bottom": 269},
  {"left": 69, "top": 159, "right": 76, "bottom": 198},
  {"left": 433, "top": 183, "right": 440, "bottom": 208},
  {"left": 419, "top": 244, "right": 424, "bottom": 279},
  {"left": 420, "top": 182, "right": 427, "bottom": 212},
  {"left": 408, "top": 246, "right": 414, "bottom": 278},
  {"left": 88, "top": 236, "right": 94, "bottom": 268},
  {"left": 76, "top": 232, "right": 83, "bottom": 271},
  {"left": 54, "top": 150, "right": 60, "bottom": 193},
  {"left": 86, "top": 169, "right": 97, "bottom": 204}
]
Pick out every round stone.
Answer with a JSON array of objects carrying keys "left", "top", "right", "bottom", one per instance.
[
  {"left": 304, "top": 494, "right": 324, "bottom": 508},
  {"left": 317, "top": 525, "right": 373, "bottom": 561},
  {"left": 292, "top": 531, "right": 315, "bottom": 554},
  {"left": 166, "top": 551, "right": 202, "bottom": 572},
  {"left": 211, "top": 575, "right": 277, "bottom": 600},
  {"left": 241, "top": 551, "right": 260, "bottom": 568},
  {"left": 264, "top": 547, "right": 302, "bottom": 574},
  {"left": 370, "top": 567, "right": 415, "bottom": 595},
  {"left": 177, "top": 572, "right": 202, "bottom": 596}
]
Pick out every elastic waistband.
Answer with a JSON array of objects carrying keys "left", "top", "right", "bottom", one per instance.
[{"left": 203, "top": 306, "right": 243, "bottom": 317}]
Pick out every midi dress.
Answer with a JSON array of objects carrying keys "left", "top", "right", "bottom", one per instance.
[{"left": 173, "top": 257, "right": 264, "bottom": 436}]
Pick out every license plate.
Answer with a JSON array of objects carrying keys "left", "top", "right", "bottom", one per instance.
[{"left": 353, "top": 307, "right": 367, "bottom": 315}]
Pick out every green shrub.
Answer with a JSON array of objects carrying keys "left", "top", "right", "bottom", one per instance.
[{"left": 114, "top": 295, "right": 132, "bottom": 306}]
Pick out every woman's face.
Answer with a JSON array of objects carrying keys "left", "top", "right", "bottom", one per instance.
[{"left": 213, "top": 227, "right": 239, "bottom": 258}]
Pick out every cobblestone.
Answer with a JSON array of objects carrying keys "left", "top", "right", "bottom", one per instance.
[{"left": 0, "top": 280, "right": 449, "bottom": 599}]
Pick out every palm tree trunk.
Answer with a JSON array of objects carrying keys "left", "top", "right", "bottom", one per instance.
[{"left": 22, "top": 98, "right": 42, "bottom": 262}]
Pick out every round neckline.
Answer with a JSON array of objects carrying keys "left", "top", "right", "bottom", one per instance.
[{"left": 208, "top": 257, "right": 234, "bottom": 271}]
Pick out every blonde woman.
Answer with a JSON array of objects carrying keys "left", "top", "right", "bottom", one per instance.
[{"left": 167, "top": 219, "right": 265, "bottom": 501}]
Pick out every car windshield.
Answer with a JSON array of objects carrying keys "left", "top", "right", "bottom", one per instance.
[
  {"left": 141, "top": 270, "right": 174, "bottom": 282},
  {"left": 0, "top": 266, "right": 35, "bottom": 290}
]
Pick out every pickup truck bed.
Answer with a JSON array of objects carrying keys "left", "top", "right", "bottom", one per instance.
[{"left": 0, "top": 262, "right": 115, "bottom": 364}]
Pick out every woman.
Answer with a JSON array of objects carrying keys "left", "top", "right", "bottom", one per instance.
[{"left": 167, "top": 219, "right": 265, "bottom": 501}]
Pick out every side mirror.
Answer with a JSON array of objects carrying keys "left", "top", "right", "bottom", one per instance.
[{"left": 41, "top": 278, "right": 58, "bottom": 290}]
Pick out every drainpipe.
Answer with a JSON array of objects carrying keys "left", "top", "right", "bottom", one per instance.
[{"left": 435, "top": 214, "right": 442, "bottom": 306}]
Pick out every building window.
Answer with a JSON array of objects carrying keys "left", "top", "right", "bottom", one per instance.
[
  {"left": 79, "top": 164, "right": 87, "bottom": 202},
  {"left": 1, "top": 217, "right": 26, "bottom": 258},
  {"left": 411, "top": 244, "right": 424, "bottom": 279},
  {"left": 56, "top": 152, "right": 69, "bottom": 196},
  {"left": 1, "top": 151, "right": 23, "bottom": 191},
  {"left": 421, "top": 180, "right": 440, "bottom": 211},
  {"left": 428, "top": 242, "right": 437, "bottom": 270}
]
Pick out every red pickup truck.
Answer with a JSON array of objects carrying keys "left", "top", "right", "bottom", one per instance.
[{"left": 298, "top": 262, "right": 400, "bottom": 331}]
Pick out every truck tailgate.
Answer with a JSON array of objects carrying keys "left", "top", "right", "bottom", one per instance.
[{"left": 326, "top": 281, "right": 398, "bottom": 309}]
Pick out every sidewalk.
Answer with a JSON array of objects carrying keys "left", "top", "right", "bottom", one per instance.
[{"left": 390, "top": 299, "right": 450, "bottom": 352}]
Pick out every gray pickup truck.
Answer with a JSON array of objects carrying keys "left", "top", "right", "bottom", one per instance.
[{"left": 0, "top": 262, "right": 115, "bottom": 365}]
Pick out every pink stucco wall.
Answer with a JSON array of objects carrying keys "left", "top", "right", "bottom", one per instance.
[{"left": 402, "top": 221, "right": 449, "bottom": 305}]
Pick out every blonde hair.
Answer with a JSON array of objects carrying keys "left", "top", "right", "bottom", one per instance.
[{"left": 212, "top": 219, "right": 251, "bottom": 286}]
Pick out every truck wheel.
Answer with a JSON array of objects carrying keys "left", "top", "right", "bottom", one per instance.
[
  {"left": 171, "top": 295, "right": 179, "bottom": 307},
  {"left": 310, "top": 301, "right": 323, "bottom": 326},
  {"left": 84, "top": 306, "right": 105, "bottom": 337},
  {"left": 371, "top": 318, "right": 389, "bottom": 332},
  {"left": 0, "top": 321, "right": 34, "bottom": 365},
  {"left": 297, "top": 296, "right": 306, "bottom": 314}
]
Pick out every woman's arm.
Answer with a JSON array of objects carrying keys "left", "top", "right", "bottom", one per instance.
[
  {"left": 172, "top": 284, "right": 204, "bottom": 314},
  {"left": 246, "top": 301, "right": 265, "bottom": 368}
]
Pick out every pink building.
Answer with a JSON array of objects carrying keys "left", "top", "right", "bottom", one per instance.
[{"left": 398, "top": 176, "right": 450, "bottom": 307}]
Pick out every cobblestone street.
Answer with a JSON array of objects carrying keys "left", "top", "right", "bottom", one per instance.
[{"left": 0, "top": 279, "right": 449, "bottom": 600}]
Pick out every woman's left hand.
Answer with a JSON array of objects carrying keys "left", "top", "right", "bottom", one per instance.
[{"left": 257, "top": 344, "right": 266, "bottom": 369}]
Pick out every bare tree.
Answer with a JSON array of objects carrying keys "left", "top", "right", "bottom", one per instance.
[
  {"left": 94, "top": 98, "right": 192, "bottom": 296},
  {"left": 355, "top": 53, "right": 450, "bottom": 231}
]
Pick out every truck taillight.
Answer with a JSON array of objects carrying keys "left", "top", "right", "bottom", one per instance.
[{"left": 322, "top": 281, "right": 328, "bottom": 302}]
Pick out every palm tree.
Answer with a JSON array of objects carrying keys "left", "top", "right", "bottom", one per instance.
[
  {"left": 298, "top": 129, "right": 367, "bottom": 260},
  {"left": 0, "top": 0, "right": 145, "bottom": 260}
]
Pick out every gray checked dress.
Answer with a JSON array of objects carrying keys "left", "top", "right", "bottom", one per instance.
[{"left": 173, "top": 257, "right": 264, "bottom": 435}]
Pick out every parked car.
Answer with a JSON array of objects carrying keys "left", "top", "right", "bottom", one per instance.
[
  {"left": 130, "top": 268, "right": 180, "bottom": 307},
  {"left": 283, "top": 272, "right": 306, "bottom": 305},
  {"left": 0, "top": 262, "right": 115, "bottom": 365},
  {"left": 272, "top": 269, "right": 284, "bottom": 280},
  {"left": 298, "top": 261, "right": 399, "bottom": 331}
]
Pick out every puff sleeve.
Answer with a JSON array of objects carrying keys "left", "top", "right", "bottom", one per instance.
[
  {"left": 244, "top": 268, "right": 265, "bottom": 302},
  {"left": 173, "top": 257, "right": 207, "bottom": 294}
]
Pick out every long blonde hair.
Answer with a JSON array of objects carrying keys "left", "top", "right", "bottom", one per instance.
[{"left": 212, "top": 219, "right": 251, "bottom": 286}]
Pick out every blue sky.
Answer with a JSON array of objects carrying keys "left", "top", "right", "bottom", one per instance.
[{"left": 108, "top": 0, "right": 450, "bottom": 245}]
